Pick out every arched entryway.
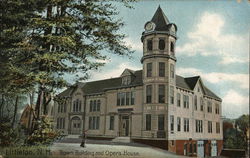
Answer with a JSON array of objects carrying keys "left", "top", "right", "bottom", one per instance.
[{"left": 70, "top": 116, "right": 81, "bottom": 135}]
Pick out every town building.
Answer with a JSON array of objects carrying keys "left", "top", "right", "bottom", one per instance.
[{"left": 52, "top": 6, "right": 223, "bottom": 157}]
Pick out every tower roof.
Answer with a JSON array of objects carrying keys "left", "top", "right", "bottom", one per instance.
[{"left": 151, "top": 6, "right": 170, "bottom": 31}]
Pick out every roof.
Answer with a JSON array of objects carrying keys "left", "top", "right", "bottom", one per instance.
[
  {"left": 57, "top": 69, "right": 221, "bottom": 101},
  {"left": 151, "top": 6, "right": 170, "bottom": 31}
]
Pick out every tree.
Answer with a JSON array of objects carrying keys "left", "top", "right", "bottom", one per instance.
[{"left": 1, "top": 0, "right": 136, "bottom": 133}]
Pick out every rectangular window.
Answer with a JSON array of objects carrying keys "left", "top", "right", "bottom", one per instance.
[
  {"left": 177, "top": 117, "right": 181, "bottom": 131},
  {"left": 97, "top": 100, "right": 100, "bottom": 111},
  {"left": 207, "top": 101, "right": 212, "bottom": 113},
  {"left": 146, "top": 114, "right": 151, "bottom": 131},
  {"left": 117, "top": 93, "right": 121, "bottom": 106},
  {"left": 131, "top": 92, "right": 135, "bottom": 105},
  {"left": 158, "top": 115, "right": 165, "bottom": 130},
  {"left": 57, "top": 118, "right": 59, "bottom": 129},
  {"left": 147, "top": 63, "right": 152, "bottom": 77},
  {"left": 215, "top": 104, "right": 220, "bottom": 114},
  {"left": 159, "top": 62, "right": 165, "bottom": 77},
  {"left": 109, "top": 116, "right": 114, "bottom": 130},
  {"left": 194, "top": 95, "right": 197, "bottom": 110},
  {"left": 158, "top": 85, "right": 165, "bottom": 103},
  {"left": 121, "top": 92, "right": 125, "bottom": 105},
  {"left": 147, "top": 39, "right": 153, "bottom": 51},
  {"left": 208, "top": 121, "right": 213, "bottom": 133},
  {"left": 126, "top": 92, "right": 130, "bottom": 105},
  {"left": 216, "top": 122, "right": 220, "bottom": 134},
  {"left": 146, "top": 85, "right": 152, "bottom": 103},
  {"left": 177, "top": 93, "right": 181, "bottom": 107},
  {"left": 89, "top": 117, "right": 92, "bottom": 130},
  {"left": 93, "top": 100, "right": 97, "bottom": 111},
  {"left": 96, "top": 116, "right": 100, "bottom": 129},
  {"left": 196, "top": 120, "right": 203, "bottom": 133},
  {"left": 170, "top": 86, "right": 174, "bottom": 104},
  {"left": 200, "top": 97, "right": 203, "bottom": 111},
  {"left": 170, "top": 115, "right": 174, "bottom": 132},
  {"left": 170, "top": 64, "right": 175, "bottom": 78},
  {"left": 183, "top": 95, "right": 189, "bottom": 108},
  {"left": 184, "top": 118, "right": 189, "bottom": 132}
]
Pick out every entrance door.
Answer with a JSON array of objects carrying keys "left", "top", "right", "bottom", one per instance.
[
  {"left": 120, "top": 116, "right": 129, "bottom": 136},
  {"left": 71, "top": 116, "right": 81, "bottom": 135},
  {"left": 211, "top": 140, "right": 217, "bottom": 157},
  {"left": 197, "top": 140, "right": 205, "bottom": 158}
]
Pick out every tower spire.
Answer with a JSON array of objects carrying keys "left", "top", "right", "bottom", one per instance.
[{"left": 151, "top": 6, "right": 169, "bottom": 31}]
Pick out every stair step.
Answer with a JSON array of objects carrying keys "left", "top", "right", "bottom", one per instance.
[{"left": 112, "top": 137, "right": 131, "bottom": 143}]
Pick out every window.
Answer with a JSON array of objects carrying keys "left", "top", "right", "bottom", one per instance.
[
  {"left": 184, "top": 118, "right": 189, "bottom": 132},
  {"left": 146, "top": 85, "right": 152, "bottom": 103},
  {"left": 131, "top": 92, "right": 135, "bottom": 105},
  {"left": 109, "top": 116, "right": 114, "bottom": 130},
  {"left": 208, "top": 121, "right": 213, "bottom": 133},
  {"left": 147, "top": 63, "right": 152, "bottom": 77},
  {"left": 158, "top": 115, "right": 165, "bottom": 130},
  {"left": 97, "top": 100, "right": 100, "bottom": 111},
  {"left": 177, "top": 93, "right": 181, "bottom": 107},
  {"left": 170, "top": 115, "right": 174, "bottom": 132},
  {"left": 159, "top": 39, "right": 165, "bottom": 50},
  {"left": 216, "top": 122, "right": 220, "bottom": 133},
  {"left": 194, "top": 95, "right": 197, "bottom": 110},
  {"left": 90, "top": 100, "right": 93, "bottom": 112},
  {"left": 200, "top": 97, "right": 204, "bottom": 111},
  {"left": 147, "top": 39, "right": 153, "bottom": 51},
  {"left": 158, "top": 85, "right": 165, "bottom": 103},
  {"left": 207, "top": 101, "right": 212, "bottom": 113},
  {"left": 122, "top": 76, "right": 131, "bottom": 85},
  {"left": 170, "top": 86, "right": 174, "bottom": 104},
  {"left": 170, "top": 41, "right": 175, "bottom": 54},
  {"left": 196, "top": 120, "right": 203, "bottom": 133},
  {"left": 193, "top": 143, "right": 197, "bottom": 153},
  {"left": 57, "top": 117, "right": 65, "bottom": 129},
  {"left": 215, "top": 104, "right": 220, "bottom": 114},
  {"left": 159, "top": 62, "right": 165, "bottom": 77},
  {"left": 170, "top": 64, "right": 175, "bottom": 78},
  {"left": 126, "top": 92, "right": 130, "bottom": 105},
  {"left": 121, "top": 93, "right": 125, "bottom": 105},
  {"left": 117, "top": 92, "right": 135, "bottom": 106},
  {"left": 177, "top": 117, "right": 181, "bottom": 131},
  {"left": 73, "top": 99, "right": 81, "bottom": 112},
  {"left": 183, "top": 95, "right": 189, "bottom": 108},
  {"left": 93, "top": 100, "right": 97, "bottom": 111},
  {"left": 89, "top": 116, "right": 100, "bottom": 130},
  {"left": 146, "top": 114, "right": 151, "bottom": 131}
]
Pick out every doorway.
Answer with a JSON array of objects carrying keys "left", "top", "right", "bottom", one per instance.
[
  {"left": 71, "top": 116, "right": 81, "bottom": 135},
  {"left": 120, "top": 115, "right": 129, "bottom": 136}
]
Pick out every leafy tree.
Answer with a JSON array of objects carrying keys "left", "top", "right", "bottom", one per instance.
[{"left": 1, "top": 0, "right": 136, "bottom": 124}]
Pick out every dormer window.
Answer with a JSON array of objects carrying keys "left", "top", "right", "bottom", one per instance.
[
  {"left": 122, "top": 76, "right": 131, "bottom": 85},
  {"left": 147, "top": 39, "right": 153, "bottom": 51},
  {"left": 159, "top": 39, "right": 165, "bottom": 50}
]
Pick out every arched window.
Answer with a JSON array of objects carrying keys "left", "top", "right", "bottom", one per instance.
[
  {"left": 159, "top": 39, "right": 165, "bottom": 50},
  {"left": 170, "top": 42, "right": 175, "bottom": 54}
]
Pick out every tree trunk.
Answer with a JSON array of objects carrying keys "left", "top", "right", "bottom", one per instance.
[{"left": 12, "top": 96, "right": 19, "bottom": 127}]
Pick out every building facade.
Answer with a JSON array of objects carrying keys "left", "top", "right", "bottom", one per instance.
[{"left": 53, "top": 6, "right": 223, "bottom": 157}]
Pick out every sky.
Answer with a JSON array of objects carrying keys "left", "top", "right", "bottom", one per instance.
[{"left": 73, "top": 0, "right": 250, "bottom": 119}]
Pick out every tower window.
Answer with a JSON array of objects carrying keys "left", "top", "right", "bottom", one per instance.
[
  {"left": 146, "top": 85, "right": 152, "bottom": 103},
  {"left": 170, "top": 64, "right": 175, "bottom": 78},
  {"left": 146, "top": 63, "right": 152, "bottom": 77},
  {"left": 159, "top": 39, "right": 165, "bottom": 50},
  {"left": 158, "top": 114, "right": 165, "bottom": 130},
  {"left": 147, "top": 39, "right": 153, "bottom": 51},
  {"left": 170, "top": 42, "right": 175, "bottom": 55},
  {"left": 158, "top": 84, "right": 165, "bottom": 103},
  {"left": 146, "top": 114, "right": 151, "bottom": 131},
  {"left": 159, "top": 62, "right": 165, "bottom": 77}
]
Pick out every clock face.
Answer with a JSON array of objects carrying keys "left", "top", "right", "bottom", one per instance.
[{"left": 145, "top": 22, "right": 155, "bottom": 31}]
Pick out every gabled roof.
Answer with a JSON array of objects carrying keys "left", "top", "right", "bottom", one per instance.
[
  {"left": 151, "top": 6, "right": 170, "bottom": 31},
  {"left": 57, "top": 69, "right": 221, "bottom": 101}
]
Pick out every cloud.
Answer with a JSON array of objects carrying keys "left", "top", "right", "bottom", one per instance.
[
  {"left": 88, "top": 62, "right": 140, "bottom": 81},
  {"left": 222, "top": 89, "right": 249, "bottom": 118},
  {"left": 177, "top": 67, "right": 249, "bottom": 89},
  {"left": 176, "top": 12, "right": 249, "bottom": 65},
  {"left": 123, "top": 37, "right": 142, "bottom": 52}
]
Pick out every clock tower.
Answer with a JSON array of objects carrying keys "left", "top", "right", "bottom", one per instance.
[{"left": 141, "top": 6, "right": 177, "bottom": 138}]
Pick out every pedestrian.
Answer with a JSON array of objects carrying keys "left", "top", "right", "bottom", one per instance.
[{"left": 80, "top": 130, "right": 87, "bottom": 147}]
